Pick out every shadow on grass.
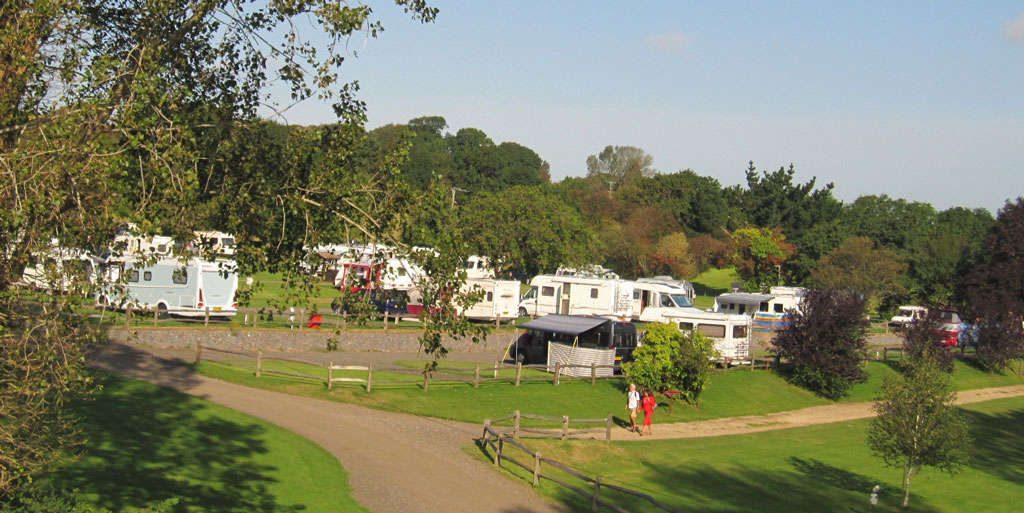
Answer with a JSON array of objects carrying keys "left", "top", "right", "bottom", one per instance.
[
  {"left": 45, "top": 372, "right": 301, "bottom": 513},
  {"left": 964, "top": 407, "right": 1024, "bottom": 485},
  {"left": 692, "top": 282, "right": 729, "bottom": 298}
]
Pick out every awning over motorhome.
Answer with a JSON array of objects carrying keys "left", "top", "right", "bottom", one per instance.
[
  {"left": 716, "top": 293, "right": 774, "bottom": 305},
  {"left": 520, "top": 314, "right": 607, "bottom": 336}
]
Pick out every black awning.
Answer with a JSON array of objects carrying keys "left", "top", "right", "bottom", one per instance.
[{"left": 520, "top": 314, "right": 608, "bottom": 336}]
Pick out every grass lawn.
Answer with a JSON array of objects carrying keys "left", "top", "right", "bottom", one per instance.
[
  {"left": 195, "top": 357, "right": 1024, "bottom": 427},
  {"left": 38, "top": 373, "right": 368, "bottom": 513},
  {"left": 479, "top": 395, "right": 1024, "bottom": 512},
  {"left": 689, "top": 267, "right": 738, "bottom": 310}
]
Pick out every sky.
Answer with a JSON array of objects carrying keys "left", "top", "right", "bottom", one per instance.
[{"left": 271, "top": 1, "right": 1024, "bottom": 214}]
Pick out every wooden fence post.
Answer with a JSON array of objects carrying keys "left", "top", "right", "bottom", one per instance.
[
  {"left": 194, "top": 339, "right": 202, "bottom": 365},
  {"left": 204, "top": 307, "right": 210, "bottom": 327},
  {"left": 553, "top": 362, "right": 561, "bottom": 386},
  {"left": 327, "top": 362, "right": 333, "bottom": 390},
  {"left": 591, "top": 362, "right": 597, "bottom": 385},
  {"left": 513, "top": 410, "right": 520, "bottom": 440},
  {"left": 495, "top": 316, "right": 500, "bottom": 329},
  {"left": 515, "top": 362, "right": 522, "bottom": 387},
  {"left": 494, "top": 361, "right": 499, "bottom": 378},
  {"left": 533, "top": 451, "right": 542, "bottom": 486},
  {"left": 561, "top": 416, "right": 569, "bottom": 441},
  {"left": 383, "top": 310, "right": 389, "bottom": 331},
  {"left": 423, "top": 371, "right": 430, "bottom": 392},
  {"left": 884, "top": 347, "right": 889, "bottom": 361},
  {"left": 496, "top": 437, "right": 503, "bottom": 467},
  {"left": 366, "top": 363, "right": 373, "bottom": 392},
  {"left": 750, "top": 356, "right": 755, "bottom": 372},
  {"left": 153, "top": 308, "right": 158, "bottom": 327},
  {"left": 592, "top": 475, "right": 601, "bottom": 512},
  {"left": 473, "top": 365, "right": 480, "bottom": 388},
  {"left": 124, "top": 307, "right": 131, "bottom": 328},
  {"left": 605, "top": 414, "right": 612, "bottom": 442},
  {"left": 298, "top": 308, "right": 303, "bottom": 331},
  {"left": 256, "top": 350, "right": 263, "bottom": 378},
  {"left": 253, "top": 311, "right": 258, "bottom": 328}
]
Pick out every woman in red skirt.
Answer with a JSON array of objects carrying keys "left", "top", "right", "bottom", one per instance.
[{"left": 640, "top": 390, "right": 656, "bottom": 436}]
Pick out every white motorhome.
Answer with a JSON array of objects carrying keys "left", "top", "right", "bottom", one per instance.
[
  {"left": 96, "top": 257, "right": 238, "bottom": 318},
  {"left": 464, "top": 255, "right": 495, "bottom": 280},
  {"left": 459, "top": 278, "right": 521, "bottom": 320},
  {"left": 636, "top": 276, "right": 695, "bottom": 300},
  {"left": 193, "top": 231, "right": 236, "bottom": 256},
  {"left": 714, "top": 286, "right": 807, "bottom": 331},
  {"left": 518, "top": 275, "right": 633, "bottom": 319},
  {"left": 555, "top": 265, "right": 619, "bottom": 279},
  {"left": 112, "top": 227, "right": 175, "bottom": 258},
  {"left": 663, "top": 310, "right": 752, "bottom": 363},
  {"left": 20, "top": 243, "right": 95, "bottom": 292},
  {"left": 631, "top": 280, "right": 703, "bottom": 323}
]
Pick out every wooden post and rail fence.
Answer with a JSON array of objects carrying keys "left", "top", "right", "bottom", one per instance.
[{"left": 480, "top": 420, "right": 678, "bottom": 513}]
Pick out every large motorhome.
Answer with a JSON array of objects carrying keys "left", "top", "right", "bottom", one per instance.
[
  {"left": 96, "top": 257, "right": 238, "bottom": 317},
  {"left": 459, "top": 278, "right": 521, "bottom": 321},
  {"left": 517, "top": 275, "right": 633, "bottom": 319},
  {"left": 636, "top": 276, "right": 695, "bottom": 300},
  {"left": 464, "top": 255, "right": 495, "bottom": 280},
  {"left": 714, "top": 286, "right": 807, "bottom": 331},
  {"left": 631, "top": 279, "right": 703, "bottom": 323},
  {"left": 663, "top": 310, "right": 752, "bottom": 363}
]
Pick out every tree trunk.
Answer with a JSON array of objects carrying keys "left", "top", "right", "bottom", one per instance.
[{"left": 902, "top": 465, "right": 915, "bottom": 508}]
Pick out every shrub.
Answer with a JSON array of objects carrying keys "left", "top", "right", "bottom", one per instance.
[
  {"left": 900, "top": 309, "right": 955, "bottom": 372},
  {"left": 623, "top": 323, "right": 718, "bottom": 404},
  {"left": 772, "top": 288, "right": 869, "bottom": 399}
]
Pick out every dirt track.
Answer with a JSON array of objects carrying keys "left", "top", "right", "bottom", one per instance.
[{"left": 87, "top": 343, "right": 1024, "bottom": 511}]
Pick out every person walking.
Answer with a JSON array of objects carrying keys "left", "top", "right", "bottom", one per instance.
[
  {"left": 626, "top": 383, "right": 640, "bottom": 433},
  {"left": 640, "top": 390, "right": 656, "bottom": 436}
]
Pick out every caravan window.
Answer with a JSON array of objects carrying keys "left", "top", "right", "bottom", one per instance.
[
  {"left": 143, "top": 271, "right": 152, "bottom": 282},
  {"left": 738, "top": 304, "right": 746, "bottom": 315},
  {"left": 464, "top": 260, "right": 474, "bottom": 269},
  {"left": 172, "top": 268, "right": 188, "bottom": 285},
  {"left": 660, "top": 295, "right": 674, "bottom": 308},
  {"left": 633, "top": 290, "right": 641, "bottom": 300},
  {"left": 678, "top": 322, "right": 694, "bottom": 331},
  {"left": 126, "top": 270, "right": 139, "bottom": 283},
  {"left": 590, "top": 288, "right": 598, "bottom": 299},
  {"left": 733, "top": 325, "right": 747, "bottom": 338},
  {"left": 698, "top": 324, "right": 726, "bottom": 338},
  {"left": 486, "top": 292, "right": 493, "bottom": 302},
  {"left": 759, "top": 302, "right": 769, "bottom": 312},
  {"left": 541, "top": 286, "right": 555, "bottom": 297},
  {"left": 774, "top": 303, "right": 784, "bottom": 313}
]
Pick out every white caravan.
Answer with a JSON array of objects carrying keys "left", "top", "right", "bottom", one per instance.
[
  {"left": 20, "top": 243, "right": 95, "bottom": 292},
  {"left": 459, "top": 278, "right": 521, "bottom": 320},
  {"left": 890, "top": 305, "right": 927, "bottom": 327},
  {"left": 96, "top": 257, "right": 238, "bottom": 318},
  {"left": 663, "top": 310, "right": 752, "bottom": 363},
  {"left": 631, "top": 280, "right": 703, "bottom": 323},
  {"left": 715, "top": 286, "right": 807, "bottom": 317},
  {"left": 192, "top": 231, "right": 236, "bottom": 256},
  {"left": 555, "top": 265, "right": 619, "bottom": 279},
  {"left": 518, "top": 275, "right": 633, "bottom": 319},
  {"left": 636, "top": 276, "right": 695, "bottom": 300},
  {"left": 464, "top": 255, "right": 495, "bottom": 279}
]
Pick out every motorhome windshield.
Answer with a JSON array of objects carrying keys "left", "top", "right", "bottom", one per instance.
[{"left": 669, "top": 294, "right": 693, "bottom": 308}]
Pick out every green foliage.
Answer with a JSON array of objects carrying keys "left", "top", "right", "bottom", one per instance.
[
  {"left": 810, "top": 237, "right": 907, "bottom": 313},
  {"left": 585, "top": 145, "right": 655, "bottom": 186},
  {"left": 623, "top": 323, "right": 717, "bottom": 403},
  {"left": 772, "top": 289, "right": 869, "bottom": 399},
  {"left": 868, "top": 362, "right": 970, "bottom": 507},
  {"left": 729, "top": 227, "right": 794, "bottom": 291}
]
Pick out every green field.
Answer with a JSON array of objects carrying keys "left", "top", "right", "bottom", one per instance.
[
  {"left": 689, "top": 267, "right": 739, "bottom": 310},
  {"left": 196, "top": 357, "right": 1024, "bottom": 427},
  {"left": 38, "top": 373, "right": 368, "bottom": 513},
  {"left": 481, "top": 395, "right": 1024, "bottom": 512}
]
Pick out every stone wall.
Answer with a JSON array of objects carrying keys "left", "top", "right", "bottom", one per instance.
[{"left": 103, "top": 326, "right": 515, "bottom": 353}]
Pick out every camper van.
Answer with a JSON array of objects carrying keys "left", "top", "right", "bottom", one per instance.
[
  {"left": 636, "top": 276, "right": 695, "bottom": 300},
  {"left": 464, "top": 255, "right": 495, "bottom": 279},
  {"left": 518, "top": 275, "right": 633, "bottom": 319},
  {"left": 513, "top": 314, "right": 638, "bottom": 374},
  {"left": 631, "top": 280, "right": 703, "bottom": 323},
  {"left": 20, "top": 243, "right": 95, "bottom": 292},
  {"left": 192, "top": 231, "right": 236, "bottom": 256},
  {"left": 663, "top": 310, "right": 752, "bottom": 363},
  {"left": 96, "top": 257, "right": 238, "bottom": 317},
  {"left": 460, "top": 278, "right": 521, "bottom": 320},
  {"left": 714, "top": 286, "right": 807, "bottom": 331}
]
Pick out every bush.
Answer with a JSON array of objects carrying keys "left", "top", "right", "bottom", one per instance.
[
  {"left": 772, "top": 288, "right": 869, "bottom": 399},
  {"left": 623, "top": 323, "right": 718, "bottom": 404}
]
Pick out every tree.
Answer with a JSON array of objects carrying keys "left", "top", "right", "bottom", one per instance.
[
  {"left": 617, "top": 170, "right": 731, "bottom": 235},
  {"left": 459, "top": 186, "right": 595, "bottom": 277},
  {"left": 771, "top": 289, "right": 869, "bottom": 399},
  {"left": 585, "top": 145, "right": 655, "bottom": 186},
  {"left": 909, "top": 207, "right": 994, "bottom": 306},
  {"left": 622, "top": 323, "right": 717, "bottom": 404},
  {"left": 900, "top": 309, "right": 955, "bottom": 373},
  {"left": 868, "top": 362, "right": 970, "bottom": 508},
  {"left": 1, "top": 0, "right": 441, "bottom": 497},
  {"left": 961, "top": 198, "right": 1024, "bottom": 371},
  {"left": 689, "top": 234, "right": 730, "bottom": 274},
  {"left": 810, "top": 237, "right": 907, "bottom": 313},
  {"left": 651, "top": 232, "right": 696, "bottom": 279},
  {"left": 728, "top": 227, "right": 795, "bottom": 292},
  {"left": 600, "top": 206, "right": 680, "bottom": 278}
]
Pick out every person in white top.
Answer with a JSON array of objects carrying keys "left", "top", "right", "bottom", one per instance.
[{"left": 626, "top": 383, "right": 640, "bottom": 433}]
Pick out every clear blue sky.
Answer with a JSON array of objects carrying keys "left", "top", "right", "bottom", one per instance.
[{"left": 275, "top": 1, "right": 1024, "bottom": 214}]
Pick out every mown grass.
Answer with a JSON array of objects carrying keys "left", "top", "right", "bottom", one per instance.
[
  {"left": 478, "top": 395, "right": 1024, "bottom": 513},
  {"left": 689, "top": 267, "right": 739, "bottom": 310},
  {"left": 38, "top": 373, "right": 368, "bottom": 513},
  {"left": 196, "top": 357, "right": 1024, "bottom": 427}
]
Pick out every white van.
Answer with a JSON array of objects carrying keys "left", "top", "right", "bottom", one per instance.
[
  {"left": 518, "top": 275, "right": 633, "bottom": 319},
  {"left": 663, "top": 310, "right": 752, "bottom": 363},
  {"left": 631, "top": 280, "right": 703, "bottom": 323},
  {"left": 96, "top": 257, "right": 238, "bottom": 318},
  {"left": 890, "top": 306, "right": 927, "bottom": 327},
  {"left": 460, "top": 278, "right": 521, "bottom": 320}
]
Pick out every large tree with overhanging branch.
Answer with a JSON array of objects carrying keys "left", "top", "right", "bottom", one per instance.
[{"left": 0, "top": 0, "right": 483, "bottom": 498}]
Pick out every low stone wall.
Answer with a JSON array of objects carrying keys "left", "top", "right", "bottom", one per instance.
[{"left": 103, "top": 326, "right": 517, "bottom": 353}]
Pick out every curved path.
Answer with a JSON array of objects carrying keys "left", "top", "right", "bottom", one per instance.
[{"left": 88, "top": 343, "right": 570, "bottom": 513}]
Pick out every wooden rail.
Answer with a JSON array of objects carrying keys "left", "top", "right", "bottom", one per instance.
[
  {"left": 481, "top": 421, "right": 678, "bottom": 513},
  {"left": 489, "top": 410, "right": 614, "bottom": 442}
]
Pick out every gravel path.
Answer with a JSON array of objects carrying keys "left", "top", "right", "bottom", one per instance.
[{"left": 88, "top": 343, "right": 569, "bottom": 513}]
